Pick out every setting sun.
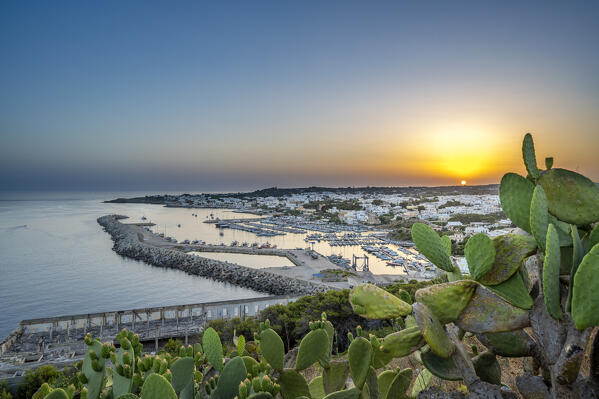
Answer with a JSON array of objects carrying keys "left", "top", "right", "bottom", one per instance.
[{"left": 461, "top": 180, "right": 467, "bottom": 185}]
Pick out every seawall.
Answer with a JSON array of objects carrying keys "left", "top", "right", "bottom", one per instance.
[{"left": 97, "top": 215, "right": 327, "bottom": 296}]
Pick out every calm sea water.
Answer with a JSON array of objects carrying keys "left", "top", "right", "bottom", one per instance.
[{"left": 0, "top": 192, "right": 264, "bottom": 340}]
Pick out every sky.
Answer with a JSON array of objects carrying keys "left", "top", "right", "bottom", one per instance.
[{"left": 1, "top": 1, "right": 598, "bottom": 192}]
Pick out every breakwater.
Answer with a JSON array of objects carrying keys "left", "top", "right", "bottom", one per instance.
[{"left": 97, "top": 215, "right": 327, "bottom": 296}]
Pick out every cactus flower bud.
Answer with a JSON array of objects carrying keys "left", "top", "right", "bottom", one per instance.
[
  {"left": 133, "top": 373, "right": 143, "bottom": 387},
  {"left": 120, "top": 337, "right": 131, "bottom": 350},
  {"left": 252, "top": 377, "right": 261, "bottom": 393},
  {"left": 123, "top": 351, "right": 131, "bottom": 365},
  {"left": 91, "top": 358, "right": 102, "bottom": 372},
  {"left": 101, "top": 343, "right": 111, "bottom": 358},
  {"left": 238, "top": 382, "right": 247, "bottom": 399}
]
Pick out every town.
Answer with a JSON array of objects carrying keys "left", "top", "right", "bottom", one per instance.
[{"left": 108, "top": 184, "right": 513, "bottom": 257}]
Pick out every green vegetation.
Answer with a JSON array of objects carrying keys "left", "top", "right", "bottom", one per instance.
[
  {"left": 304, "top": 199, "right": 363, "bottom": 212},
  {"left": 0, "top": 381, "right": 12, "bottom": 399},
  {"left": 448, "top": 211, "right": 505, "bottom": 224},
  {"left": 377, "top": 212, "right": 394, "bottom": 224},
  {"left": 17, "top": 365, "right": 60, "bottom": 399},
  {"left": 451, "top": 236, "right": 469, "bottom": 256},
  {"left": 164, "top": 338, "right": 184, "bottom": 356},
  {"left": 437, "top": 200, "right": 465, "bottom": 209},
  {"left": 385, "top": 219, "right": 418, "bottom": 241},
  {"left": 17, "top": 134, "right": 599, "bottom": 398}
]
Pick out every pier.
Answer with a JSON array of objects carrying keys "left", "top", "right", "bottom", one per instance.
[{"left": 0, "top": 295, "right": 299, "bottom": 377}]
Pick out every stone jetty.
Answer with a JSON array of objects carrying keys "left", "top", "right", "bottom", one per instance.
[{"left": 97, "top": 215, "right": 327, "bottom": 295}]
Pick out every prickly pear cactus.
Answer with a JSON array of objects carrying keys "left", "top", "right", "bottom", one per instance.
[
  {"left": 538, "top": 167, "right": 599, "bottom": 225},
  {"left": 348, "top": 336, "right": 371, "bottom": 389},
  {"left": 349, "top": 283, "right": 411, "bottom": 319},
  {"left": 348, "top": 133, "right": 599, "bottom": 398},
  {"left": 499, "top": 172, "right": 535, "bottom": 234},
  {"left": 572, "top": 243, "right": 599, "bottom": 329},
  {"left": 543, "top": 224, "right": 563, "bottom": 320},
  {"left": 140, "top": 373, "right": 177, "bottom": 399},
  {"left": 295, "top": 326, "right": 330, "bottom": 370},
  {"left": 411, "top": 222, "right": 455, "bottom": 271},
  {"left": 258, "top": 324, "right": 285, "bottom": 371},
  {"left": 464, "top": 233, "right": 495, "bottom": 280},
  {"left": 203, "top": 327, "right": 224, "bottom": 372},
  {"left": 81, "top": 334, "right": 109, "bottom": 399}
]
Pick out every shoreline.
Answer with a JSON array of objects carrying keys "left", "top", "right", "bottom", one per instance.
[{"left": 97, "top": 214, "right": 329, "bottom": 296}]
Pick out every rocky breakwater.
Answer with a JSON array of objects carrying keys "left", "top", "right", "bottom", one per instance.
[{"left": 97, "top": 215, "right": 327, "bottom": 296}]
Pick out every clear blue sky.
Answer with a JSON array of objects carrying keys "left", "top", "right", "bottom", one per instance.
[{"left": 1, "top": 1, "right": 598, "bottom": 192}]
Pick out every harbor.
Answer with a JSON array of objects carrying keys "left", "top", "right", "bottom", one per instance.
[{"left": 136, "top": 208, "right": 435, "bottom": 277}]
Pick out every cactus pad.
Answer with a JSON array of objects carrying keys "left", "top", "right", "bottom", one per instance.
[
  {"left": 371, "top": 336, "right": 394, "bottom": 369},
  {"left": 322, "top": 388, "right": 360, "bottom": 399},
  {"left": 414, "top": 280, "right": 477, "bottom": 324},
  {"left": 112, "top": 345, "right": 135, "bottom": 397},
  {"left": 379, "top": 326, "right": 425, "bottom": 357},
  {"left": 259, "top": 328, "right": 285, "bottom": 371},
  {"left": 530, "top": 185, "right": 549, "bottom": 250},
  {"left": 348, "top": 336, "right": 372, "bottom": 389},
  {"left": 82, "top": 339, "right": 106, "bottom": 399},
  {"left": 308, "top": 376, "right": 326, "bottom": 399},
  {"left": 572, "top": 243, "right": 599, "bottom": 329},
  {"left": 486, "top": 270, "right": 533, "bottom": 309},
  {"left": 170, "top": 357, "right": 194, "bottom": 394},
  {"left": 323, "top": 360, "right": 349, "bottom": 394},
  {"left": 364, "top": 367, "right": 379, "bottom": 399},
  {"left": 473, "top": 352, "right": 502, "bottom": 385},
  {"left": 455, "top": 284, "right": 530, "bottom": 334},
  {"left": 548, "top": 214, "right": 572, "bottom": 246},
  {"left": 349, "top": 284, "right": 411, "bottom": 319},
  {"left": 522, "top": 133, "right": 540, "bottom": 180},
  {"left": 590, "top": 225, "right": 599, "bottom": 248},
  {"left": 538, "top": 168, "right": 599, "bottom": 225},
  {"left": 476, "top": 330, "right": 534, "bottom": 357},
  {"left": 499, "top": 173, "right": 535, "bottom": 234},
  {"left": 295, "top": 328, "right": 330, "bottom": 370},
  {"left": 441, "top": 235, "right": 452, "bottom": 256},
  {"left": 411, "top": 368, "right": 433, "bottom": 397},
  {"left": 412, "top": 303, "right": 455, "bottom": 358},
  {"left": 465, "top": 233, "right": 496, "bottom": 280},
  {"left": 203, "top": 327, "right": 224, "bottom": 372},
  {"left": 566, "top": 225, "right": 584, "bottom": 312},
  {"left": 140, "top": 373, "right": 177, "bottom": 399},
  {"left": 44, "top": 390, "right": 70, "bottom": 399},
  {"left": 377, "top": 370, "right": 397, "bottom": 399},
  {"left": 411, "top": 223, "right": 454, "bottom": 271},
  {"left": 478, "top": 234, "right": 537, "bottom": 285},
  {"left": 385, "top": 368, "right": 412, "bottom": 399},
  {"left": 420, "top": 346, "right": 462, "bottom": 381},
  {"left": 543, "top": 224, "right": 563, "bottom": 320},
  {"left": 211, "top": 357, "right": 248, "bottom": 399},
  {"left": 278, "top": 369, "right": 310, "bottom": 399}
]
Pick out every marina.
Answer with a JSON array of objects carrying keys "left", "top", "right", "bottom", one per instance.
[{"left": 140, "top": 209, "right": 433, "bottom": 276}]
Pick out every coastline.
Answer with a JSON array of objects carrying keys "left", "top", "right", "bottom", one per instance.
[{"left": 97, "top": 215, "right": 328, "bottom": 296}]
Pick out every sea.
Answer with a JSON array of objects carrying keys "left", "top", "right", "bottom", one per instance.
[
  {"left": 0, "top": 191, "right": 425, "bottom": 340},
  {"left": 0, "top": 192, "right": 265, "bottom": 340}
]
